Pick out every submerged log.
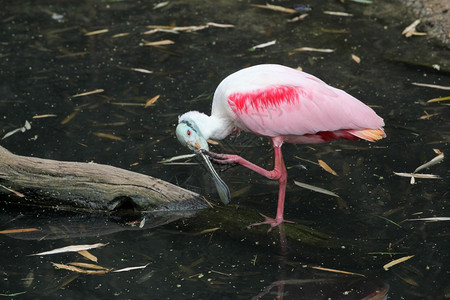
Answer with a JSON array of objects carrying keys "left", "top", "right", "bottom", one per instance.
[{"left": 0, "top": 146, "right": 209, "bottom": 213}]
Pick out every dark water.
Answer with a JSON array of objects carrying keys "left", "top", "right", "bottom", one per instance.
[{"left": 1, "top": 0, "right": 449, "bottom": 299}]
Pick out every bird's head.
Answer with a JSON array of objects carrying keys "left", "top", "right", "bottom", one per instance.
[
  {"left": 176, "top": 117, "right": 209, "bottom": 152},
  {"left": 176, "top": 112, "right": 231, "bottom": 205}
]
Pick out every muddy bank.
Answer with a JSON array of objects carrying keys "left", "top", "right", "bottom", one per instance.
[{"left": 399, "top": 0, "right": 449, "bottom": 46}]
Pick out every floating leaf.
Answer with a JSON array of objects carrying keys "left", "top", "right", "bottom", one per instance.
[
  {"left": 30, "top": 243, "right": 107, "bottom": 256},
  {"left": 111, "top": 102, "right": 145, "bottom": 107},
  {"left": 22, "top": 271, "right": 34, "bottom": 288},
  {"left": 0, "top": 184, "right": 25, "bottom": 197},
  {"left": 402, "top": 19, "right": 420, "bottom": 37},
  {"left": 77, "top": 250, "right": 98, "bottom": 262},
  {"left": 71, "top": 89, "right": 104, "bottom": 98},
  {"left": 206, "top": 22, "right": 235, "bottom": 29},
  {"left": 143, "top": 40, "right": 174, "bottom": 46},
  {"left": 145, "top": 95, "right": 160, "bottom": 108},
  {"left": 60, "top": 110, "right": 79, "bottom": 125},
  {"left": 351, "top": 54, "right": 361, "bottom": 63},
  {"left": 32, "top": 114, "right": 57, "bottom": 119},
  {"left": 418, "top": 111, "right": 437, "bottom": 120},
  {"left": 311, "top": 266, "right": 366, "bottom": 277},
  {"left": 192, "top": 227, "right": 220, "bottom": 236},
  {"left": 2, "top": 128, "right": 22, "bottom": 139},
  {"left": 0, "top": 228, "right": 39, "bottom": 234},
  {"left": 51, "top": 262, "right": 110, "bottom": 274},
  {"left": 130, "top": 68, "right": 153, "bottom": 74},
  {"left": 158, "top": 153, "right": 196, "bottom": 164},
  {"left": 376, "top": 215, "right": 402, "bottom": 228},
  {"left": 411, "top": 82, "right": 450, "bottom": 90},
  {"left": 249, "top": 40, "right": 276, "bottom": 51},
  {"left": 401, "top": 19, "right": 426, "bottom": 37},
  {"left": 427, "top": 96, "right": 450, "bottom": 103},
  {"left": 2, "top": 120, "right": 31, "bottom": 140},
  {"left": 323, "top": 11, "right": 353, "bottom": 17},
  {"left": 292, "top": 47, "right": 335, "bottom": 53},
  {"left": 85, "top": 29, "right": 109, "bottom": 36},
  {"left": 144, "top": 22, "right": 234, "bottom": 34},
  {"left": 112, "top": 32, "right": 130, "bottom": 38},
  {"left": 68, "top": 262, "right": 109, "bottom": 270},
  {"left": 139, "top": 217, "right": 146, "bottom": 228},
  {"left": 153, "top": 1, "right": 169, "bottom": 9},
  {"left": 250, "top": 4, "right": 297, "bottom": 13},
  {"left": 92, "top": 132, "right": 123, "bottom": 141},
  {"left": 112, "top": 264, "right": 149, "bottom": 273},
  {"left": 288, "top": 14, "right": 309, "bottom": 22},
  {"left": 406, "top": 217, "right": 450, "bottom": 222},
  {"left": 24, "top": 120, "right": 31, "bottom": 130},
  {"left": 318, "top": 159, "right": 338, "bottom": 176},
  {"left": 433, "top": 149, "right": 443, "bottom": 155},
  {"left": 383, "top": 255, "right": 415, "bottom": 270},
  {"left": 393, "top": 172, "right": 441, "bottom": 180},
  {"left": 414, "top": 152, "right": 444, "bottom": 173},
  {"left": 294, "top": 181, "right": 339, "bottom": 197},
  {"left": 350, "top": 0, "right": 372, "bottom": 3},
  {"left": 0, "top": 292, "right": 27, "bottom": 297}
]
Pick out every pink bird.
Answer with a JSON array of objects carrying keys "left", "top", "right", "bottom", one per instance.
[{"left": 176, "top": 64, "right": 385, "bottom": 230}]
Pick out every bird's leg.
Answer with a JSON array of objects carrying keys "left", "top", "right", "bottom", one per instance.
[
  {"left": 204, "top": 149, "right": 281, "bottom": 180},
  {"left": 205, "top": 145, "right": 292, "bottom": 231},
  {"left": 247, "top": 146, "right": 293, "bottom": 231}
]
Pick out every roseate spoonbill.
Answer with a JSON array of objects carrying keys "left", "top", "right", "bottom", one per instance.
[{"left": 176, "top": 64, "right": 385, "bottom": 230}]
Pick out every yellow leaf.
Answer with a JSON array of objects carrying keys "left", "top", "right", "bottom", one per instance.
[
  {"left": 112, "top": 32, "right": 130, "bottom": 38},
  {"left": 77, "top": 250, "right": 98, "bottom": 262},
  {"left": 145, "top": 95, "right": 160, "bottom": 108},
  {"left": 84, "top": 29, "right": 109, "bottom": 36},
  {"left": 427, "top": 95, "right": 450, "bottom": 103},
  {"left": 143, "top": 40, "right": 174, "bottom": 46},
  {"left": 51, "top": 262, "right": 110, "bottom": 274},
  {"left": 311, "top": 266, "right": 366, "bottom": 277},
  {"left": 92, "top": 132, "right": 123, "bottom": 141},
  {"left": 71, "top": 89, "right": 104, "bottom": 98},
  {"left": 433, "top": 148, "right": 442, "bottom": 155},
  {"left": 0, "top": 228, "right": 39, "bottom": 234},
  {"left": 32, "top": 114, "right": 57, "bottom": 119},
  {"left": 351, "top": 54, "right": 361, "bottom": 63},
  {"left": 318, "top": 160, "right": 338, "bottom": 176},
  {"left": 250, "top": 4, "right": 297, "bottom": 13},
  {"left": 0, "top": 184, "right": 25, "bottom": 197},
  {"left": 68, "top": 262, "right": 109, "bottom": 270},
  {"left": 383, "top": 255, "right": 415, "bottom": 270},
  {"left": 60, "top": 110, "right": 79, "bottom": 125}
]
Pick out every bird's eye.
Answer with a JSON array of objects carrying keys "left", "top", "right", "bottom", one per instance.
[{"left": 187, "top": 130, "right": 191, "bottom": 136}]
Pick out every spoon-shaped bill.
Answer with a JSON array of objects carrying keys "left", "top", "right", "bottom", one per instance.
[{"left": 198, "top": 152, "right": 231, "bottom": 205}]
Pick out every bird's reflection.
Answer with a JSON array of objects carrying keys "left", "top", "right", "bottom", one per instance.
[{"left": 253, "top": 225, "right": 389, "bottom": 300}]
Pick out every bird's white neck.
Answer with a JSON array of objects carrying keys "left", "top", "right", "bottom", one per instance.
[{"left": 179, "top": 111, "right": 233, "bottom": 141}]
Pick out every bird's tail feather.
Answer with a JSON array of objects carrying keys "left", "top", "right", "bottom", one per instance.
[{"left": 348, "top": 128, "right": 386, "bottom": 142}]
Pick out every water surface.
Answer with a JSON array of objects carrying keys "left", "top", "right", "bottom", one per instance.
[{"left": 0, "top": 0, "right": 449, "bottom": 299}]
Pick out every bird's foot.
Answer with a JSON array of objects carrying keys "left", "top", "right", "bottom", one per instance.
[
  {"left": 202, "top": 150, "right": 241, "bottom": 165},
  {"left": 247, "top": 213, "right": 294, "bottom": 232}
]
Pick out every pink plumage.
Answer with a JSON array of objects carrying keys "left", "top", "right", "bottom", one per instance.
[
  {"left": 212, "top": 64, "right": 385, "bottom": 145},
  {"left": 177, "top": 64, "right": 385, "bottom": 230}
]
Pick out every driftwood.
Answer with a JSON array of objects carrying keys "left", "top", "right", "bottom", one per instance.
[{"left": 0, "top": 145, "right": 209, "bottom": 213}]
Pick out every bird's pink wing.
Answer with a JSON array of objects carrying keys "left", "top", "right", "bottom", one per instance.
[{"left": 227, "top": 79, "right": 384, "bottom": 142}]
